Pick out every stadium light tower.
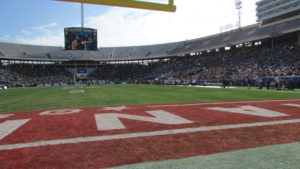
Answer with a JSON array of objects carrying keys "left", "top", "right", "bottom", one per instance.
[
  {"left": 81, "top": 3, "right": 84, "bottom": 27},
  {"left": 235, "top": 0, "right": 242, "bottom": 28}
]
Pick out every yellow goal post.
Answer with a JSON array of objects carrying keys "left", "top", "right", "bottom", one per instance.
[{"left": 54, "top": 0, "right": 176, "bottom": 12}]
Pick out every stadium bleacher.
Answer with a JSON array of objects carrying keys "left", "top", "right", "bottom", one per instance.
[
  {"left": 2, "top": 39, "right": 298, "bottom": 88},
  {"left": 0, "top": 15, "right": 300, "bottom": 88},
  {"left": 0, "top": 15, "right": 300, "bottom": 61},
  {"left": 0, "top": 42, "right": 23, "bottom": 58}
]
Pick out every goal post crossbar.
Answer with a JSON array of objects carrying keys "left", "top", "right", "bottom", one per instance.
[{"left": 54, "top": 0, "right": 176, "bottom": 12}]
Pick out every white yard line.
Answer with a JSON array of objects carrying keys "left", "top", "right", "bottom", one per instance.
[
  {"left": 0, "top": 118, "right": 300, "bottom": 151},
  {"left": 69, "top": 90, "right": 85, "bottom": 94}
]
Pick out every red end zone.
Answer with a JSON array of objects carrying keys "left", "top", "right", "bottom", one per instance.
[{"left": 1, "top": 99, "right": 300, "bottom": 168}]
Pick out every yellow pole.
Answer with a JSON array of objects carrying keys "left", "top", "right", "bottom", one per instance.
[{"left": 54, "top": 0, "right": 176, "bottom": 12}]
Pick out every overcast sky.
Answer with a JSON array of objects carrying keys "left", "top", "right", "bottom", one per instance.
[{"left": 0, "top": 0, "right": 259, "bottom": 47}]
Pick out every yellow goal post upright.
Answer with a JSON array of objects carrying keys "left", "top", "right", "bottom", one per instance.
[{"left": 54, "top": 0, "right": 176, "bottom": 12}]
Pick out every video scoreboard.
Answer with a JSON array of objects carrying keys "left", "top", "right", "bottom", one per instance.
[{"left": 64, "top": 27, "right": 97, "bottom": 51}]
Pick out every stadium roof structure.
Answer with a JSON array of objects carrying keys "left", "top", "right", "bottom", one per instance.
[{"left": 1, "top": 15, "right": 300, "bottom": 62}]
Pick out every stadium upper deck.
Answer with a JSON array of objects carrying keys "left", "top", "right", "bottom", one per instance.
[
  {"left": 256, "top": 0, "right": 300, "bottom": 23},
  {"left": 0, "top": 15, "right": 300, "bottom": 62}
]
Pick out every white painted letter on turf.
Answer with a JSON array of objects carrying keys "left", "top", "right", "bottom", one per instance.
[
  {"left": 207, "top": 106, "right": 288, "bottom": 117},
  {"left": 40, "top": 109, "right": 81, "bottom": 116},
  {"left": 0, "top": 114, "right": 14, "bottom": 119},
  {"left": 95, "top": 110, "right": 193, "bottom": 130},
  {"left": 0, "top": 119, "right": 30, "bottom": 140},
  {"left": 283, "top": 104, "right": 300, "bottom": 108}
]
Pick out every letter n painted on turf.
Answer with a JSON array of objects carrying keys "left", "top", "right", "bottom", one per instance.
[
  {"left": 207, "top": 106, "right": 288, "bottom": 117},
  {"left": 0, "top": 114, "right": 14, "bottom": 119},
  {"left": 95, "top": 110, "right": 193, "bottom": 130},
  {"left": 0, "top": 119, "right": 30, "bottom": 140},
  {"left": 283, "top": 104, "right": 300, "bottom": 108}
]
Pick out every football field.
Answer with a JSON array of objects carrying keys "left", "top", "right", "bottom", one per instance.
[
  {"left": 1, "top": 84, "right": 300, "bottom": 113},
  {"left": 1, "top": 85, "right": 300, "bottom": 168}
]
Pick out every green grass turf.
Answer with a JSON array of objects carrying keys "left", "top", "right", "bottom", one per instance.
[{"left": 0, "top": 84, "right": 300, "bottom": 113}]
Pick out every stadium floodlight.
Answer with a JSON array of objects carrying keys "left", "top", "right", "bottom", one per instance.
[
  {"left": 235, "top": 0, "right": 242, "bottom": 28},
  {"left": 54, "top": 0, "right": 176, "bottom": 12}
]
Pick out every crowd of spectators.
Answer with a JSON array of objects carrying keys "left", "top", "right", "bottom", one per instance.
[
  {"left": 90, "top": 43, "right": 300, "bottom": 84},
  {"left": 91, "top": 64, "right": 148, "bottom": 82},
  {"left": 0, "top": 65, "right": 73, "bottom": 86},
  {"left": 0, "top": 42, "right": 299, "bottom": 87},
  {"left": 148, "top": 43, "right": 300, "bottom": 81}
]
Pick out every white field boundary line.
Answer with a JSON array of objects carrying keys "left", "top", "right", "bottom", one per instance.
[
  {"left": 182, "top": 85, "right": 235, "bottom": 89},
  {"left": 232, "top": 88, "right": 300, "bottom": 94},
  {"left": 0, "top": 119, "right": 300, "bottom": 151},
  {"left": 148, "top": 99, "right": 300, "bottom": 108},
  {"left": 182, "top": 85, "right": 300, "bottom": 93}
]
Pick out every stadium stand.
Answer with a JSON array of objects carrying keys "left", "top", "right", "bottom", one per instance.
[
  {"left": 88, "top": 41, "right": 299, "bottom": 83},
  {"left": 0, "top": 42, "right": 23, "bottom": 58},
  {"left": 0, "top": 15, "right": 300, "bottom": 88},
  {"left": 0, "top": 65, "right": 73, "bottom": 87},
  {"left": 1, "top": 15, "right": 300, "bottom": 61}
]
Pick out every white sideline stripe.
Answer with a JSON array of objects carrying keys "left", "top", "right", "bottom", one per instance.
[
  {"left": 148, "top": 99, "right": 300, "bottom": 108},
  {"left": 0, "top": 119, "right": 300, "bottom": 151}
]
